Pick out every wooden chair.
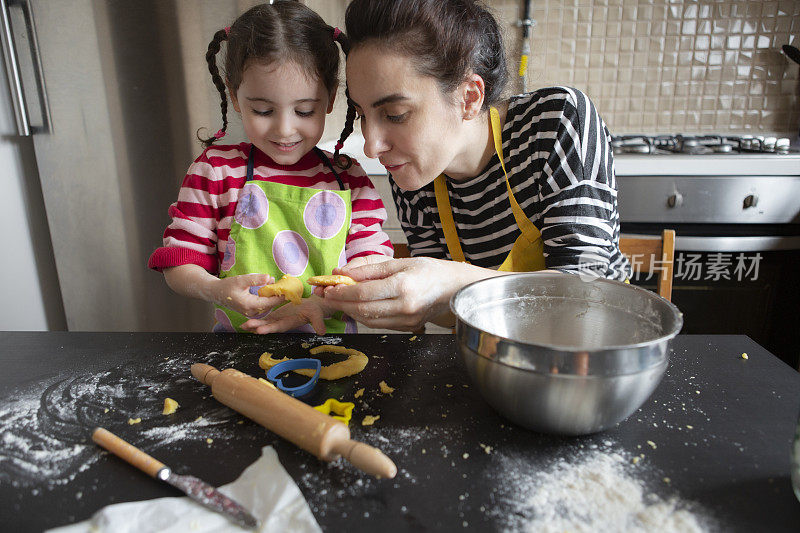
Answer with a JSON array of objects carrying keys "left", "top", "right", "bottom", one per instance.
[
  {"left": 392, "top": 229, "right": 676, "bottom": 301},
  {"left": 393, "top": 243, "right": 411, "bottom": 259},
  {"left": 618, "top": 229, "right": 676, "bottom": 301}
]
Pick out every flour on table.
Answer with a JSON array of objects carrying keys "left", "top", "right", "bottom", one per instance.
[
  {"left": 295, "top": 425, "right": 457, "bottom": 518},
  {"left": 0, "top": 349, "right": 243, "bottom": 489},
  {"left": 488, "top": 445, "right": 715, "bottom": 532}
]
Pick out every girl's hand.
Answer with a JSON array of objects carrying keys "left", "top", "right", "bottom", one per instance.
[
  {"left": 211, "top": 273, "right": 285, "bottom": 318},
  {"left": 318, "top": 258, "right": 504, "bottom": 332},
  {"left": 163, "top": 265, "right": 285, "bottom": 317},
  {"left": 240, "top": 295, "right": 329, "bottom": 335}
]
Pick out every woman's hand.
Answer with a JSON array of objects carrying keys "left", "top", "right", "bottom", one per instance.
[
  {"left": 240, "top": 295, "right": 329, "bottom": 335},
  {"left": 318, "top": 257, "right": 505, "bottom": 331},
  {"left": 163, "top": 265, "right": 284, "bottom": 317}
]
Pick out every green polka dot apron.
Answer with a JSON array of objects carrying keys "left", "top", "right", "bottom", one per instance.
[{"left": 213, "top": 145, "right": 356, "bottom": 334}]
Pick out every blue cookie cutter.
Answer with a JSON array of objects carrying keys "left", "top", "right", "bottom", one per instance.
[{"left": 266, "top": 358, "right": 322, "bottom": 397}]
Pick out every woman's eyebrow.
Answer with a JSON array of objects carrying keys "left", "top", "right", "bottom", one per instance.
[
  {"left": 370, "top": 94, "right": 408, "bottom": 108},
  {"left": 348, "top": 93, "right": 408, "bottom": 110}
]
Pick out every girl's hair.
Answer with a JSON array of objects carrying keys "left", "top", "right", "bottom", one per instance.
[
  {"left": 201, "top": 1, "right": 354, "bottom": 168},
  {"left": 344, "top": 0, "right": 508, "bottom": 108}
]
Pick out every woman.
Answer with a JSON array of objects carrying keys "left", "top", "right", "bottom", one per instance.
[{"left": 318, "top": 0, "right": 630, "bottom": 332}]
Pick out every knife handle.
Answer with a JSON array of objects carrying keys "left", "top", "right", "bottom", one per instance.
[{"left": 92, "top": 427, "right": 166, "bottom": 478}]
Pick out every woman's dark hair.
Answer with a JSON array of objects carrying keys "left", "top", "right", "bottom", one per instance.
[
  {"left": 344, "top": 0, "right": 508, "bottom": 106},
  {"left": 201, "top": 1, "right": 354, "bottom": 168}
]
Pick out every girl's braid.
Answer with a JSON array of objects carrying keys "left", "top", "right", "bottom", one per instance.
[{"left": 199, "top": 29, "right": 229, "bottom": 148}]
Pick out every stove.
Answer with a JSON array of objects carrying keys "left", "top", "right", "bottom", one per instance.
[
  {"left": 612, "top": 133, "right": 800, "bottom": 368},
  {"left": 612, "top": 133, "right": 800, "bottom": 227},
  {"left": 612, "top": 134, "right": 795, "bottom": 156}
]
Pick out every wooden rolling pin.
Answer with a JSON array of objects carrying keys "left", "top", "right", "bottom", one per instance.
[{"left": 191, "top": 363, "right": 397, "bottom": 479}]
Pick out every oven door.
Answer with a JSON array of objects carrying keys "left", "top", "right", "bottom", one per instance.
[{"left": 622, "top": 223, "right": 800, "bottom": 369}]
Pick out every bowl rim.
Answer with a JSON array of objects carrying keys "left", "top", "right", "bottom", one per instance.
[{"left": 450, "top": 272, "right": 684, "bottom": 353}]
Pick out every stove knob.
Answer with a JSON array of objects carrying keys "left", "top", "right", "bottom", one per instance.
[
  {"left": 667, "top": 192, "right": 683, "bottom": 208},
  {"left": 743, "top": 194, "right": 759, "bottom": 208},
  {"left": 764, "top": 137, "right": 777, "bottom": 152},
  {"left": 776, "top": 138, "right": 791, "bottom": 153}
]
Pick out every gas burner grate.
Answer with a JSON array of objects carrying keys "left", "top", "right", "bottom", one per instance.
[{"left": 611, "top": 134, "right": 792, "bottom": 155}]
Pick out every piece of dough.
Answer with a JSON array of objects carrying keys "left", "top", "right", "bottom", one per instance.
[
  {"left": 362, "top": 415, "right": 380, "bottom": 426},
  {"left": 162, "top": 398, "right": 179, "bottom": 415},
  {"left": 307, "top": 274, "right": 357, "bottom": 286},
  {"left": 258, "top": 345, "right": 368, "bottom": 380},
  {"left": 378, "top": 381, "right": 395, "bottom": 394},
  {"left": 258, "top": 275, "right": 303, "bottom": 304}
]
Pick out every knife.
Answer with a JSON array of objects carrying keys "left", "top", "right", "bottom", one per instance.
[{"left": 92, "top": 427, "right": 259, "bottom": 530}]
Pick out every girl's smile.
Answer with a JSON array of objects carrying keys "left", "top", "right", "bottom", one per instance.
[{"left": 273, "top": 140, "right": 302, "bottom": 152}]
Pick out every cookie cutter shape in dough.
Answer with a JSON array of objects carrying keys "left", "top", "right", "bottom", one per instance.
[
  {"left": 265, "top": 358, "right": 321, "bottom": 397},
  {"left": 314, "top": 398, "right": 355, "bottom": 425}
]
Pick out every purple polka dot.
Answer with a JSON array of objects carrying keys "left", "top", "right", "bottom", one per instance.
[
  {"left": 303, "top": 191, "right": 346, "bottom": 239},
  {"left": 221, "top": 237, "right": 236, "bottom": 271},
  {"left": 338, "top": 246, "right": 347, "bottom": 268},
  {"left": 272, "top": 230, "right": 309, "bottom": 276},
  {"left": 212, "top": 309, "right": 235, "bottom": 332},
  {"left": 344, "top": 314, "right": 358, "bottom": 333},
  {"left": 235, "top": 183, "right": 269, "bottom": 229}
]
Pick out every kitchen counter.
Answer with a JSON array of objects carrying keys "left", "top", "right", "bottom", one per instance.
[
  {"left": 613, "top": 152, "right": 800, "bottom": 176},
  {"left": 1, "top": 332, "right": 799, "bottom": 531}
]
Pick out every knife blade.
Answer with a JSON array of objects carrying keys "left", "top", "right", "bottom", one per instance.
[
  {"left": 157, "top": 467, "right": 259, "bottom": 529},
  {"left": 92, "top": 427, "right": 259, "bottom": 530}
]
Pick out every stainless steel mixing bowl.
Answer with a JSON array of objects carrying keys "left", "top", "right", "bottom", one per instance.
[{"left": 450, "top": 272, "right": 683, "bottom": 435}]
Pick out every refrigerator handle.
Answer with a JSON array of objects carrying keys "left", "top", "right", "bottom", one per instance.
[{"left": 0, "top": 0, "right": 51, "bottom": 135}]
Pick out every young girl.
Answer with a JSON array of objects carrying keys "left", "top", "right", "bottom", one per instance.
[{"left": 148, "top": 1, "right": 392, "bottom": 334}]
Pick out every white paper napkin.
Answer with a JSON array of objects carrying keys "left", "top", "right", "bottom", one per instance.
[{"left": 48, "top": 446, "right": 321, "bottom": 533}]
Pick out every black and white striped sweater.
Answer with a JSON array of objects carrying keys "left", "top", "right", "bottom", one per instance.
[{"left": 390, "top": 87, "right": 631, "bottom": 280}]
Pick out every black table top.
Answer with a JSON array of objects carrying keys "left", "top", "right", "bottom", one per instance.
[{"left": 1, "top": 332, "right": 799, "bottom": 532}]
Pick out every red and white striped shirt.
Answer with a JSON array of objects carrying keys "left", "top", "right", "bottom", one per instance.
[{"left": 148, "top": 143, "right": 393, "bottom": 273}]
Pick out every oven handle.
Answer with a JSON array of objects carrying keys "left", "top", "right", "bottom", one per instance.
[{"left": 622, "top": 234, "right": 800, "bottom": 252}]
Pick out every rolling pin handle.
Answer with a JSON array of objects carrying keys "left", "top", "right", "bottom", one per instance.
[
  {"left": 336, "top": 440, "right": 398, "bottom": 479},
  {"left": 191, "top": 363, "right": 220, "bottom": 385}
]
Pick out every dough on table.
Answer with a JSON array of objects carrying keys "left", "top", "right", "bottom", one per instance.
[
  {"left": 258, "top": 345, "right": 368, "bottom": 380},
  {"left": 378, "top": 381, "right": 395, "bottom": 394},
  {"left": 162, "top": 397, "right": 179, "bottom": 415},
  {"left": 307, "top": 274, "right": 357, "bottom": 286},
  {"left": 362, "top": 415, "right": 380, "bottom": 426},
  {"left": 258, "top": 275, "right": 303, "bottom": 304}
]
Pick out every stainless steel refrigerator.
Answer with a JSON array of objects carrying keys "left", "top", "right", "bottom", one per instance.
[{"left": 1, "top": 0, "right": 315, "bottom": 331}]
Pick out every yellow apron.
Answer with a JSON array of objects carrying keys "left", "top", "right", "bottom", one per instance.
[{"left": 434, "top": 107, "right": 546, "bottom": 272}]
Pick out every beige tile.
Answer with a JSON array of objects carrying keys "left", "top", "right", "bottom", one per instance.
[{"left": 318, "top": 0, "right": 800, "bottom": 142}]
